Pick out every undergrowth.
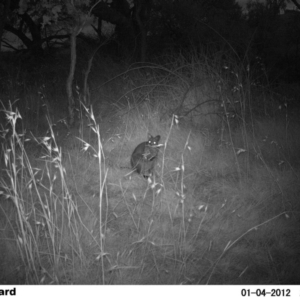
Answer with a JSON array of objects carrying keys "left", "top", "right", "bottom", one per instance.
[{"left": 0, "top": 52, "right": 299, "bottom": 284}]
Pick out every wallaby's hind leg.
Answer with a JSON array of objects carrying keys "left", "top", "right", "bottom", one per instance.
[
  {"left": 131, "top": 155, "right": 142, "bottom": 174},
  {"left": 136, "top": 161, "right": 142, "bottom": 174}
]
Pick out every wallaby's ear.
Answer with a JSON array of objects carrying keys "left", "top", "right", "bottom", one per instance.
[
  {"left": 148, "top": 133, "right": 153, "bottom": 139},
  {"left": 155, "top": 135, "right": 161, "bottom": 143}
]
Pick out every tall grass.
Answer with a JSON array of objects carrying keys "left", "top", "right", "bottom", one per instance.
[
  {"left": 0, "top": 101, "right": 108, "bottom": 283},
  {"left": 0, "top": 50, "right": 299, "bottom": 284}
]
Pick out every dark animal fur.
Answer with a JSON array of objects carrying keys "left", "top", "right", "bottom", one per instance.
[{"left": 131, "top": 134, "right": 161, "bottom": 178}]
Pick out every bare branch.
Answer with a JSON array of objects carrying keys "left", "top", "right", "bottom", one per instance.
[
  {"left": 1, "top": 39, "right": 20, "bottom": 51},
  {"left": 290, "top": 0, "right": 300, "bottom": 9}
]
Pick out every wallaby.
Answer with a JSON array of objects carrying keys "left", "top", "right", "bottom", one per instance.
[{"left": 131, "top": 134, "right": 161, "bottom": 178}]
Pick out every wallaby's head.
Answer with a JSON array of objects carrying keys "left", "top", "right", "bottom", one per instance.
[{"left": 147, "top": 134, "right": 161, "bottom": 146}]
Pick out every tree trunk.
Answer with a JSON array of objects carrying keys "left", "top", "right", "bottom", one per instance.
[
  {"left": 0, "top": 0, "right": 11, "bottom": 54},
  {"left": 19, "top": 12, "right": 43, "bottom": 55},
  {"left": 134, "top": 0, "right": 150, "bottom": 62},
  {"left": 135, "top": 3, "right": 147, "bottom": 62},
  {"left": 66, "top": 26, "right": 78, "bottom": 126}
]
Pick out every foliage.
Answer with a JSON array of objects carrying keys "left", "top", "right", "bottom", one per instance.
[
  {"left": 148, "top": 0, "right": 246, "bottom": 55},
  {"left": 246, "top": 0, "right": 300, "bottom": 82},
  {"left": 2, "top": 0, "right": 247, "bottom": 57},
  {"left": 1, "top": 0, "right": 95, "bottom": 53}
]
